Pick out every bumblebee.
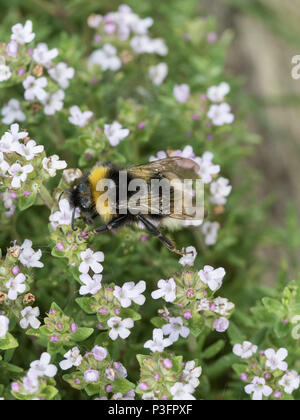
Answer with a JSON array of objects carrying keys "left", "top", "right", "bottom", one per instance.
[{"left": 67, "top": 157, "right": 203, "bottom": 255}]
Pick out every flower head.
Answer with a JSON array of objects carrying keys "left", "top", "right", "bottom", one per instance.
[
  {"left": 149, "top": 63, "right": 168, "bottom": 86},
  {"left": 207, "top": 103, "right": 234, "bottom": 126},
  {"left": 60, "top": 347, "right": 82, "bottom": 370},
  {"left": 179, "top": 246, "right": 197, "bottom": 267},
  {"left": 48, "top": 62, "right": 75, "bottom": 89},
  {"left": 88, "top": 44, "right": 122, "bottom": 71},
  {"left": 79, "top": 274, "right": 102, "bottom": 296},
  {"left": 173, "top": 84, "right": 190, "bottom": 103},
  {"left": 278, "top": 371, "right": 300, "bottom": 395},
  {"left": 20, "top": 306, "right": 41, "bottom": 329},
  {"left": 23, "top": 76, "right": 48, "bottom": 101},
  {"left": 113, "top": 280, "right": 146, "bottom": 308},
  {"left": 50, "top": 198, "right": 79, "bottom": 230},
  {"left": 170, "top": 383, "right": 195, "bottom": 400},
  {"left": 151, "top": 278, "right": 176, "bottom": 302},
  {"left": 33, "top": 43, "right": 58, "bottom": 68},
  {"left": 68, "top": 106, "right": 93, "bottom": 127},
  {"left": 29, "top": 352, "right": 57, "bottom": 378},
  {"left": 42, "top": 155, "right": 67, "bottom": 177},
  {"left": 207, "top": 82, "right": 230, "bottom": 103},
  {"left": 144, "top": 328, "right": 172, "bottom": 352},
  {"left": 107, "top": 317, "right": 134, "bottom": 340},
  {"left": 11, "top": 20, "right": 35, "bottom": 44},
  {"left": 198, "top": 266, "right": 225, "bottom": 291},
  {"left": 265, "top": 348, "right": 288, "bottom": 372},
  {"left": 79, "top": 248, "right": 104, "bottom": 274},
  {"left": 245, "top": 377, "right": 273, "bottom": 401},
  {"left": 1, "top": 99, "right": 25, "bottom": 125},
  {"left": 104, "top": 122, "right": 130, "bottom": 146},
  {"left": 6, "top": 273, "right": 26, "bottom": 300},
  {"left": 233, "top": 341, "right": 258, "bottom": 359},
  {"left": 162, "top": 317, "right": 190, "bottom": 343}
]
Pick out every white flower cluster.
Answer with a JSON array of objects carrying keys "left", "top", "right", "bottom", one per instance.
[
  {"left": 207, "top": 82, "right": 234, "bottom": 126},
  {"left": 104, "top": 121, "right": 130, "bottom": 147},
  {"left": 149, "top": 145, "right": 232, "bottom": 245},
  {"left": 87, "top": 5, "right": 168, "bottom": 75},
  {"left": 0, "top": 124, "right": 66, "bottom": 217},
  {"left": 3, "top": 240, "right": 43, "bottom": 304},
  {"left": 233, "top": 343, "right": 300, "bottom": 400},
  {"left": 13, "top": 352, "right": 58, "bottom": 398},
  {"left": 1, "top": 20, "right": 75, "bottom": 124},
  {"left": 78, "top": 248, "right": 104, "bottom": 296}
]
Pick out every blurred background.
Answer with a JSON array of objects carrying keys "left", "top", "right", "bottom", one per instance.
[
  {"left": 201, "top": 0, "right": 300, "bottom": 281},
  {"left": 202, "top": 0, "right": 300, "bottom": 219}
]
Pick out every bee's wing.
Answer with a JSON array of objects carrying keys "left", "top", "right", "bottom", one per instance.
[
  {"left": 127, "top": 157, "right": 200, "bottom": 181},
  {"left": 117, "top": 157, "right": 204, "bottom": 221}
]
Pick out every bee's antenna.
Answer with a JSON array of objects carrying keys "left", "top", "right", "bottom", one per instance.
[
  {"left": 58, "top": 190, "right": 65, "bottom": 203},
  {"left": 71, "top": 208, "right": 78, "bottom": 231}
]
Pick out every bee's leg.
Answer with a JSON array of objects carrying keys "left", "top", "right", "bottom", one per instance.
[
  {"left": 137, "top": 215, "right": 183, "bottom": 255},
  {"left": 93, "top": 215, "right": 128, "bottom": 234}
]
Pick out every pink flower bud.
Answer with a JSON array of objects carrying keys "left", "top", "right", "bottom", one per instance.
[
  {"left": 186, "top": 289, "right": 195, "bottom": 297},
  {"left": 18, "top": 68, "right": 25, "bottom": 76},
  {"left": 184, "top": 310, "right": 192, "bottom": 319},
  {"left": 139, "top": 382, "right": 149, "bottom": 391},
  {"left": 213, "top": 317, "right": 229, "bottom": 333},
  {"left": 163, "top": 359, "right": 173, "bottom": 369},
  {"left": 99, "top": 307, "right": 107, "bottom": 315},
  {"left": 50, "top": 336, "right": 59, "bottom": 343},
  {"left": 12, "top": 266, "right": 20, "bottom": 276},
  {"left": 6, "top": 40, "right": 18, "bottom": 57},
  {"left": 23, "top": 190, "right": 30, "bottom": 197},
  {"left": 56, "top": 243, "right": 65, "bottom": 252},
  {"left": 240, "top": 373, "right": 248, "bottom": 382},
  {"left": 11, "top": 382, "right": 21, "bottom": 392},
  {"left": 106, "top": 385, "right": 113, "bottom": 392},
  {"left": 70, "top": 323, "right": 78, "bottom": 333}
]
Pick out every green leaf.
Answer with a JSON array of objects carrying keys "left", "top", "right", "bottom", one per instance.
[
  {"left": 202, "top": 340, "right": 225, "bottom": 360},
  {"left": 227, "top": 321, "right": 246, "bottom": 345},
  {"left": 0, "top": 333, "right": 18, "bottom": 350},
  {"left": 40, "top": 386, "right": 59, "bottom": 400},
  {"left": 18, "top": 191, "right": 37, "bottom": 211},
  {"left": 85, "top": 383, "right": 100, "bottom": 396},
  {"left": 150, "top": 317, "right": 166, "bottom": 328},
  {"left": 136, "top": 354, "right": 148, "bottom": 367},
  {"left": 274, "top": 319, "right": 290, "bottom": 338},
  {"left": 76, "top": 297, "right": 96, "bottom": 314},
  {"left": 232, "top": 363, "right": 248, "bottom": 376},
  {"left": 71, "top": 327, "right": 94, "bottom": 342},
  {"left": 113, "top": 378, "right": 135, "bottom": 394},
  {"left": 26, "top": 328, "right": 41, "bottom": 337},
  {"left": 262, "top": 298, "right": 285, "bottom": 315},
  {"left": 0, "top": 361, "right": 23, "bottom": 373},
  {"left": 189, "top": 313, "right": 205, "bottom": 337},
  {"left": 120, "top": 308, "right": 141, "bottom": 321}
]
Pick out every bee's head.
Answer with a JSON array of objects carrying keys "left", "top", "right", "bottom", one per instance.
[
  {"left": 61, "top": 176, "right": 93, "bottom": 231},
  {"left": 69, "top": 176, "right": 93, "bottom": 211}
]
